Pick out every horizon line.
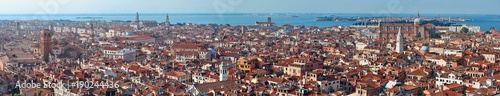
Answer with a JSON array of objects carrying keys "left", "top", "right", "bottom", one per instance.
[{"left": 0, "top": 12, "right": 498, "bottom": 15}]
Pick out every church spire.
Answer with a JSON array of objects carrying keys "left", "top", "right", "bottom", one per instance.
[
  {"left": 136, "top": 12, "right": 140, "bottom": 22},
  {"left": 219, "top": 61, "right": 228, "bottom": 81},
  {"left": 41, "top": 29, "right": 53, "bottom": 62},
  {"left": 396, "top": 28, "right": 404, "bottom": 53},
  {"left": 417, "top": 11, "right": 420, "bottom": 18},
  {"left": 165, "top": 14, "right": 170, "bottom": 31},
  {"left": 166, "top": 14, "right": 170, "bottom": 25}
]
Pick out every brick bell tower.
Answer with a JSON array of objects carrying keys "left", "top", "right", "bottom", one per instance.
[{"left": 40, "top": 29, "right": 53, "bottom": 62}]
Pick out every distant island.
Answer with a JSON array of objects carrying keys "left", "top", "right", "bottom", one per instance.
[
  {"left": 316, "top": 16, "right": 358, "bottom": 21},
  {"left": 316, "top": 16, "right": 471, "bottom": 22},
  {"left": 76, "top": 17, "right": 103, "bottom": 19}
]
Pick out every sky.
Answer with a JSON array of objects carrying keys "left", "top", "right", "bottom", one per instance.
[{"left": 0, "top": 0, "right": 499, "bottom": 14}]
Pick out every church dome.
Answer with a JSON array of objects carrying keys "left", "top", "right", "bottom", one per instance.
[
  {"left": 420, "top": 45, "right": 429, "bottom": 53},
  {"left": 414, "top": 18, "right": 421, "bottom": 25},
  {"left": 414, "top": 12, "right": 421, "bottom": 25},
  {"left": 414, "top": 18, "right": 421, "bottom": 23}
]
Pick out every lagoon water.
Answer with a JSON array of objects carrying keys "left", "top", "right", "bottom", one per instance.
[{"left": 0, "top": 13, "right": 498, "bottom": 31}]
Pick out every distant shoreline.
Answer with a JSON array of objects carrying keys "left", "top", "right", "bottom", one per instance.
[{"left": 0, "top": 13, "right": 497, "bottom": 31}]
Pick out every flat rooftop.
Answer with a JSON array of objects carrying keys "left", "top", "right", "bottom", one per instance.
[{"left": 4, "top": 48, "right": 36, "bottom": 60}]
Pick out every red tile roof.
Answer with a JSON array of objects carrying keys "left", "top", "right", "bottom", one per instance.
[
  {"left": 104, "top": 47, "right": 120, "bottom": 51},
  {"left": 127, "top": 35, "right": 154, "bottom": 40}
]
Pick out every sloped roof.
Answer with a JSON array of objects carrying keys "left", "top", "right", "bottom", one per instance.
[{"left": 193, "top": 80, "right": 240, "bottom": 94}]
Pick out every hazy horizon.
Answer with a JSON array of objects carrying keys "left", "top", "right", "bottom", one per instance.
[
  {"left": 0, "top": 13, "right": 498, "bottom": 15},
  {"left": 0, "top": 0, "right": 499, "bottom": 15}
]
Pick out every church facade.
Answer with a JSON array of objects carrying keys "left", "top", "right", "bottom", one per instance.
[{"left": 378, "top": 13, "right": 434, "bottom": 40}]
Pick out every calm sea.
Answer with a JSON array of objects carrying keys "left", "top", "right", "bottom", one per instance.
[{"left": 0, "top": 13, "right": 498, "bottom": 31}]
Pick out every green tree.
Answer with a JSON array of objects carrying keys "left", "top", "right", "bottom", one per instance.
[
  {"left": 485, "top": 31, "right": 492, "bottom": 34},
  {"left": 491, "top": 27, "right": 496, "bottom": 31},
  {"left": 460, "top": 27, "right": 469, "bottom": 33},
  {"left": 255, "top": 73, "right": 264, "bottom": 77},
  {"left": 451, "top": 58, "right": 460, "bottom": 62},
  {"left": 38, "top": 91, "right": 43, "bottom": 96},
  {"left": 94, "top": 70, "right": 102, "bottom": 75}
]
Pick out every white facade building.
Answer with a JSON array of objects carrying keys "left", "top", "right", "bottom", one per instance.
[
  {"left": 444, "top": 48, "right": 463, "bottom": 56},
  {"left": 449, "top": 24, "right": 480, "bottom": 33},
  {"left": 103, "top": 48, "right": 136, "bottom": 62},
  {"left": 436, "top": 73, "right": 463, "bottom": 86}
]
